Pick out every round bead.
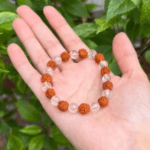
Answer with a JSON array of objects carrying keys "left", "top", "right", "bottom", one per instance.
[
  {"left": 98, "top": 96, "right": 109, "bottom": 107},
  {"left": 68, "top": 103, "right": 78, "bottom": 113},
  {"left": 102, "top": 74, "right": 111, "bottom": 82},
  {"left": 45, "top": 88, "right": 55, "bottom": 99},
  {"left": 95, "top": 53, "right": 104, "bottom": 64},
  {"left": 78, "top": 49, "right": 88, "bottom": 59},
  {"left": 51, "top": 96, "right": 60, "bottom": 106},
  {"left": 101, "top": 66, "right": 111, "bottom": 76},
  {"left": 47, "top": 60, "right": 57, "bottom": 70},
  {"left": 88, "top": 50, "right": 97, "bottom": 59},
  {"left": 41, "top": 73, "right": 52, "bottom": 83},
  {"left": 44, "top": 67, "right": 53, "bottom": 75},
  {"left": 70, "top": 50, "right": 78, "bottom": 59},
  {"left": 54, "top": 56, "right": 62, "bottom": 64},
  {"left": 78, "top": 103, "right": 90, "bottom": 114},
  {"left": 103, "top": 81, "right": 113, "bottom": 90},
  {"left": 90, "top": 102, "right": 100, "bottom": 112},
  {"left": 42, "top": 82, "right": 52, "bottom": 91},
  {"left": 102, "top": 90, "right": 112, "bottom": 98},
  {"left": 58, "top": 101, "right": 69, "bottom": 111},
  {"left": 99, "top": 60, "right": 108, "bottom": 68},
  {"left": 61, "top": 52, "right": 70, "bottom": 62}
]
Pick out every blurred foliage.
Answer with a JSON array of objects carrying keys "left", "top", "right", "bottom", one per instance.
[{"left": 0, "top": 0, "right": 150, "bottom": 149}]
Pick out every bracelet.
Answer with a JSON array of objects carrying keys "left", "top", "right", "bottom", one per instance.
[{"left": 41, "top": 49, "right": 113, "bottom": 115}]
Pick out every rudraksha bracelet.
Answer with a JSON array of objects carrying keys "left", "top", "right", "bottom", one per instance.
[{"left": 41, "top": 49, "right": 113, "bottom": 115}]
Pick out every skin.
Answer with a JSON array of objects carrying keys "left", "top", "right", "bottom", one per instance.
[{"left": 7, "top": 5, "right": 150, "bottom": 150}]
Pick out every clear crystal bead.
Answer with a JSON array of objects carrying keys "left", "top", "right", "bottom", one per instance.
[
  {"left": 54, "top": 56, "right": 62, "bottom": 64},
  {"left": 42, "top": 82, "right": 52, "bottom": 91},
  {"left": 88, "top": 50, "right": 97, "bottom": 59},
  {"left": 99, "top": 60, "right": 108, "bottom": 68},
  {"left": 102, "top": 90, "right": 112, "bottom": 98},
  {"left": 102, "top": 74, "right": 111, "bottom": 82},
  {"left": 68, "top": 103, "right": 78, "bottom": 113},
  {"left": 70, "top": 50, "right": 78, "bottom": 59},
  {"left": 44, "top": 67, "right": 53, "bottom": 75},
  {"left": 51, "top": 96, "right": 60, "bottom": 106},
  {"left": 90, "top": 102, "right": 100, "bottom": 112}
]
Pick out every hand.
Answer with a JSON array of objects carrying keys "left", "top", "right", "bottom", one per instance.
[{"left": 7, "top": 5, "right": 150, "bottom": 150}]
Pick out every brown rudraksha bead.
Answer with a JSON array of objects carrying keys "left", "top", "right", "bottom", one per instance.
[
  {"left": 47, "top": 60, "right": 57, "bottom": 70},
  {"left": 41, "top": 73, "right": 52, "bottom": 83},
  {"left": 58, "top": 101, "right": 69, "bottom": 111},
  {"left": 61, "top": 52, "right": 70, "bottom": 62},
  {"left": 95, "top": 53, "right": 104, "bottom": 64},
  {"left": 78, "top": 49, "right": 88, "bottom": 59},
  {"left": 78, "top": 103, "right": 90, "bottom": 114},
  {"left": 103, "top": 81, "right": 113, "bottom": 90},
  {"left": 98, "top": 96, "right": 109, "bottom": 107},
  {"left": 45, "top": 88, "right": 55, "bottom": 99},
  {"left": 101, "top": 66, "right": 111, "bottom": 76}
]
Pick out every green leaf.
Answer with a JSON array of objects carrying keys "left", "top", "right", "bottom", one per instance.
[
  {"left": 16, "top": 100, "right": 41, "bottom": 123},
  {"left": 140, "top": 3, "right": 150, "bottom": 21},
  {"left": 44, "top": 136, "right": 58, "bottom": 150},
  {"left": 7, "top": 133, "right": 24, "bottom": 150},
  {"left": 0, "top": 43, "right": 7, "bottom": 55},
  {"left": 19, "top": 125, "right": 42, "bottom": 135},
  {"left": 133, "top": 8, "right": 140, "bottom": 23},
  {"left": 147, "top": 74, "right": 150, "bottom": 80},
  {"left": 73, "top": 23, "right": 97, "bottom": 38},
  {"left": 0, "top": 111, "right": 5, "bottom": 118},
  {"left": 85, "top": 4, "right": 99, "bottom": 12},
  {"left": 106, "top": 0, "right": 136, "bottom": 22},
  {"left": 95, "top": 17, "right": 112, "bottom": 33},
  {"left": 51, "top": 124, "right": 70, "bottom": 146},
  {"left": 109, "top": 58, "right": 121, "bottom": 76},
  {"left": 141, "top": 21, "right": 150, "bottom": 38},
  {"left": 83, "top": 39, "right": 98, "bottom": 49},
  {"left": 0, "top": 121, "right": 10, "bottom": 133},
  {"left": 62, "top": 0, "right": 90, "bottom": 18},
  {"left": 131, "top": 0, "right": 142, "bottom": 8},
  {"left": 0, "top": 0, "right": 17, "bottom": 12},
  {"left": 145, "top": 50, "right": 150, "bottom": 65},
  {"left": 0, "top": 12, "right": 19, "bottom": 30},
  {"left": 105, "top": 0, "right": 110, "bottom": 13},
  {"left": 29, "top": 135, "right": 44, "bottom": 150},
  {"left": 0, "top": 58, "right": 9, "bottom": 73},
  {"left": 42, "top": 112, "right": 53, "bottom": 127},
  {"left": 17, "top": 0, "right": 33, "bottom": 7},
  {"left": 125, "top": 18, "right": 141, "bottom": 41}
]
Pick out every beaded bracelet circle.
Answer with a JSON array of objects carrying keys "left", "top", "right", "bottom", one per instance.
[{"left": 41, "top": 49, "right": 113, "bottom": 115}]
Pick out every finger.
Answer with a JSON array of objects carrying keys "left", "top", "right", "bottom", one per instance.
[
  {"left": 16, "top": 5, "right": 74, "bottom": 69},
  {"left": 43, "top": 6, "right": 90, "bottom": 60},
  {"left": 113, "top": 32, "right": 145, "bottom": 77},
  {"left": 12, "top": 18, "right": 60, "bottom": 74},
  {"left": 7, "top": 43, "right": 48, "bottom": 107}
]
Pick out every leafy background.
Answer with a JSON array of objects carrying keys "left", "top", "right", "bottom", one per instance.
[{"left": 0, "top": 0, "right": 150, "bottom": 149}]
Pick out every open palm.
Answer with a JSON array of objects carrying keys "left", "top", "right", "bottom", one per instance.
[{"left": 8, "top": 5, "right": 150, "bottom": 150}]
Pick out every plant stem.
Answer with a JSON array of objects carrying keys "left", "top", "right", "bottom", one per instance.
[{"left": 138, "top": 39, "right": 150, "bottom": 59}]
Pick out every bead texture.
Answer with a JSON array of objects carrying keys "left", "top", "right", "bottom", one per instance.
[
  {"left": 54, "top": 56, "right": 62, "bottom": 64},
  {"left": 102, "top": 74, "right": 111, "bottom": 82},
  {"left": 102, "top": 90, "right": 112, "bottom": 98},
  {"left": 98, "top": 96, "right": 109, "bottom": 107},
  {"left": 99, "top": 60, "right": 108, "bottom": 68},
  {"left": 61, "top": 52, "right": 70, "bottom": 62},
  {"left": 42, "top": 82, "right": 52, "bottom": 91},
  {"left": 47, "top": 60, "right": 57, "bottom": 70},
  {"left": 58, "top": 101, "right": 69, "bottom": 111},
  {"left": 90, "top": 102, "right": 100, "bottom": 112},
  {"left": 78, "top": 103, "right": 90, "bottom": 114},
  {"left": 101, "top": 66, "right": 111, "bottom": 76},
  {"left": 88, "top": 50, "right": 97, "bottom": 59},
  {"left": 51, "top": 96, "right": 60, "bottom": 106},
  {"left": 70, "top": 50, "right": 78, "bottom": 59},
  {"left": 95, "top": 53, "right": 104, "bottom": 64},
  {"left": 45, "top": 88, "right": 55, "bottom": 99},
  {"left": 78, "top": 49, "right": 88, "bottom": 59},
  {"left": 41, "top": 73, "right": 52, "bottom": 83},
  {"left": 44, "top": 67, "right": 53, "bottom": 75},
  {"left": 68, "top": 103, "right": 78, "bottom": 113},
  {"left": 103, "top": 81, "right": 113, "bottom": 90}
]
